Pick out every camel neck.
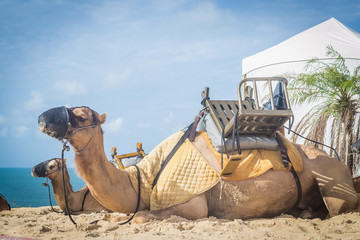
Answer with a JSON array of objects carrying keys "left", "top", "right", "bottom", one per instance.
[
  {"left": 72, "top": 126, "right": 140, "bottom": 213},
  {"left": 73, "top": 126, "right": 108, "bottom": 171},
  {"left": 50, "top": 165, "right": 74, "bottom": 211}
]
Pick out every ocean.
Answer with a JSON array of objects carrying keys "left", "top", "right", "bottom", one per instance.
[{"left": 0, "top": 168, "right": 85, "bottom": 208}]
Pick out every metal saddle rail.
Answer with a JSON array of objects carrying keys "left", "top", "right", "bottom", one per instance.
[
  {"left": 111, "top": 142, "right": 145, "bottom": 169},
  {"left": 202, "top": 77, "right": 293, "bottom": 138},
  {"left": 227, "top": 77, "right": 293, "bottom": 137},
  {"left": 201, "top": 77, "right": 293, "bottom": 176}
]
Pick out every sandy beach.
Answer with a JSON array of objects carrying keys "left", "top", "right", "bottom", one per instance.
[{"left": 1, "top": 207, "right": 360, "bottom": 240}]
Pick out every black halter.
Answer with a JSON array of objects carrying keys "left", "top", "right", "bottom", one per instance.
[
  {"left": 64, "top": 107, "right": 99, "bottom": 154},
  {"left": 66, "top": 107, "right": 97, "bottom": 130}
]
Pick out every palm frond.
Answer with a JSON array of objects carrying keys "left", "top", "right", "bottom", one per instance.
[{"left": 289, "top": 46, "right": 360, "bottom": 172}]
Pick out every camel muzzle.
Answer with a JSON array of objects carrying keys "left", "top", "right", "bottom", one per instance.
[
  {"left": 38, "top": 106, "right": 71, "bottom": 140},
  {"left": 31, "top": 161, "right": 49, "bottom": 178}
]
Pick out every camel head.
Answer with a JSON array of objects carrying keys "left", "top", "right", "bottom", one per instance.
[
  {"left": 31, "top": 158, "right": 64, "bottom": 179},
  {"left": 38, "top": 106, "right": 106, "bottom": 142}
]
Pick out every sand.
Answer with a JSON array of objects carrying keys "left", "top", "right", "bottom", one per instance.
[{"left": 1, "top": 207, "right": 360, "bottom": 240}]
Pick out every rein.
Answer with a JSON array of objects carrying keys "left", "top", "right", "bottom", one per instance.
[
  {"left": 56, "top": 112, "right": 98, "bottom": 225},
  {"left": 61, "top": 141, "right": 77, "bottom": 225},
  {"left": 119, "top": 165, "right": 141, "bottom": 225},
  {"left": 42, "top": 161, "right": 90, "bottom": 215},
  {"left": 42, "top": 178, "right": 62, "bottom": 213},
  {"left": 57, "top": 108, "right": 141, "bottom": 225},
  {"left": 73, "top": 125, "right": 97, "bottom": 154}
]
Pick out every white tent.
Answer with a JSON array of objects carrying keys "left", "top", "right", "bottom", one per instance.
[
  {"left": 242, "top": 17, "right": 360, "bottom": 78},
  {"left": 242, "top": 18, "right": 360, "bottom": 160}
]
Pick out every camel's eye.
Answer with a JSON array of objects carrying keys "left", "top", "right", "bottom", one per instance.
[
  {"left": 77, "top": 116, "right": 86, "bottom": 122},
  {"left": 49, "top": 165, "right": 55, "bottom": 170}
]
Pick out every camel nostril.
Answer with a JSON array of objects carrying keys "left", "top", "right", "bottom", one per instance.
[{"left": 38, "top": 121, "right": 46, "bottom": 133}]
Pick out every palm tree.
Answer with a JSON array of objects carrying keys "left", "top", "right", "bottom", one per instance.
[{"left": 288, "top": 45, "right": 360, "bottom": 175}]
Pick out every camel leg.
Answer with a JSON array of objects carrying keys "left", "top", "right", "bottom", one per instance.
[
  {"left": 132, "top": 193, "right": 208, "bottom": 223},
  {"left": 309, "top": 157, "right": 359, "bottom": 216}
]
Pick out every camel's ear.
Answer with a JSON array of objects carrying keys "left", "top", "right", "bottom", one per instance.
[
  {"left": 99, "top": 113, "right": 107, "bottom": 125},
  {"left": 63, "top": 158, "right": 67, "bottom": 163}
]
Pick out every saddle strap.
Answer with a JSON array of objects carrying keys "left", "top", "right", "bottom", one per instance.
[
  {"left": 151, "top": 124, "right": 193, "bottom": 189},
  {"left": 192, "top": 133, "right": 221, "bottom": 174},
  {"left": 152, "top": 112, "right": 204, "bottom": 189},
  {"left": 81, "top": 189, "right": 90, "bottom": 212},
  {"left": 275, "top": 133, "right": 302, "bottom": 207}
]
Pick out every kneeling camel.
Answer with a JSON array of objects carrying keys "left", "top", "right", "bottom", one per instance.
[
  {"left": 32, "top": 158, "right": 108, "bottom": 213},
  {"left": 38, "top": 106, "right": 360, "bottom": 223}
]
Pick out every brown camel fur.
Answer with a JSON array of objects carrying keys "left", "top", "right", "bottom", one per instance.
[
  {"left": 0, "top": 194, "right": 10, "bottom": 211},
  {"left": 38, "top": 106, "right": 360, "bottom": 223},
  {"left": 32, "top": 158, "right": 108, "bottom": 213}
]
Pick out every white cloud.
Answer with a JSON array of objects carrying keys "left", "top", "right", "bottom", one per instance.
[
  {"left": 54, "top": 81, "right": 87, "bottom": 95},
  {"left": 14, "top": 126, "right": 29, "bottom": 138},
  {"left": 24, "top": 91, "right": 45, "bottom": 111},
  {"left": 0, "top": 127, "right": 7, "bottom": 137},
  {"left": 103, "top": 117, "right": 124, "bottom": 133}
]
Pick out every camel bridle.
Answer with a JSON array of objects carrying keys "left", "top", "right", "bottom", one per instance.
[
  {"left": 57, "top": 107, "right": 141, "bottom": 225},
  {"left": 63, "top": 107, "right": 99, "bottom": 154},
  {"left": 57, "top": 107, "right": 99, "bottom": 225},
  {"left": 43, "top": 159, "right": 62, "bottom": 178},
  {"left": 42, "top": 159, "right": 62, "bottom": 213}
]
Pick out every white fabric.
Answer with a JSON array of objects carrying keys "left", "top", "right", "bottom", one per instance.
[
  {"left": 242, "top": 18, "right": 360, "bottom": 78},
  {"left": 242, "top": 18, "right": 360, "bottom": 143}
]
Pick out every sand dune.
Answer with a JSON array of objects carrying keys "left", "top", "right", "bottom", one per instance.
[{"left": 1, "top": 207, "right": 360, "bottom": 240}]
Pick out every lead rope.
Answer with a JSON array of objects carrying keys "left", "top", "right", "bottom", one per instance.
[
  {"left": 284, "top": 126, "right": 340, "bottom": 161},
  {"left": 42, "top": 178, "right": 62, "bottom": 213},
  {"left": 119, "top": 165, "right": 141, "bottom": 225},
  {"left": 61, "top": 140, "right": 77, "bottom": 225}
]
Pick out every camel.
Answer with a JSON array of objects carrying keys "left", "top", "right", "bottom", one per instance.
[
  {"left": 32, "top": 158, "right": 108, "bottom": 213},
  {"left": 38, "top": 106, "right": 360, "bottom": 223},
  {"left": 0, "top": 193, "right": 10, "bottom": 211}
]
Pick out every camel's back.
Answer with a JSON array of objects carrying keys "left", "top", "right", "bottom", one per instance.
[{"left": 206, "top": 169, "right": 299, "bottom": 219}]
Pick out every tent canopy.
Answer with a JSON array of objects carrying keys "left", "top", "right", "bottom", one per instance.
[{"left": 242, "top": 18, "right": 360, "bottom": 78}]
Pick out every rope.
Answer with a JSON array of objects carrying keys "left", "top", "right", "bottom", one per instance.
[
  {"left": 119, "top": 165, "right": 141, "bottom": 225},
  {"left": 61, "top": 141, "right": 77, "bottom": 225},
  {"left": 284, "top": 125, "right": 340, "bottom": 161},
  {"left": 42, "top": 178, "right": 62, "bottom": 213},
  {"left": 243, "top": 57, "right": 360, "bottom": 77}
]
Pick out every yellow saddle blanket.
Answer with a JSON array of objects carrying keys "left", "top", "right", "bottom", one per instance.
[
  {"left": 198, "top": 131, "right": 303, "bottom": 181},
  {"left": 126, "top": 131, "right": 302, "bottom": 211}
]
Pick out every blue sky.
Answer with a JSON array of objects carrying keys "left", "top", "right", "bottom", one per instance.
[{"left": 0, "top": 0, "right": 359, "bottom": 167}]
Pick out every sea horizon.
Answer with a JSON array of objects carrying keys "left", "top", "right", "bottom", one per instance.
[{"left": 0, "top": 168, "right": 86, "bottom": 208}]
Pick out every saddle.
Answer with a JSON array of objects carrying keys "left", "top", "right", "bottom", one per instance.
[{"left": 125, "top": 77, "right": 303, "bottom": 211}]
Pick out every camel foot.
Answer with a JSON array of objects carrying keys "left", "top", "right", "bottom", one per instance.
[
  {"left": 299, "top": 207, "right": 314, "bottom": 219},
  {"left": 133, "top": 211, "right": 155, "bottom": 223},
  {"left": 110, "top": 215, "right": 131, "bottom": 223}
]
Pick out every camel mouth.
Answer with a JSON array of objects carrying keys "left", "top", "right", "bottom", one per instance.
[
  {"left": 38, "top": 106, "right": 70, "bottom": 140},
  {"left": 32, "top": 159, "right": 60, "bottom": 178},
  {"left": 31, "top": 162, "right": 47, "bottom": 178}
]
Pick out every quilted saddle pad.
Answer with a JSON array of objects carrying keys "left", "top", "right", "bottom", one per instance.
[
  {"left": 125, "top": 130, "right": 303, "bottom": 211},
  {"left": 126, "top": 131, "right": 220, "bottom": 211}
]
